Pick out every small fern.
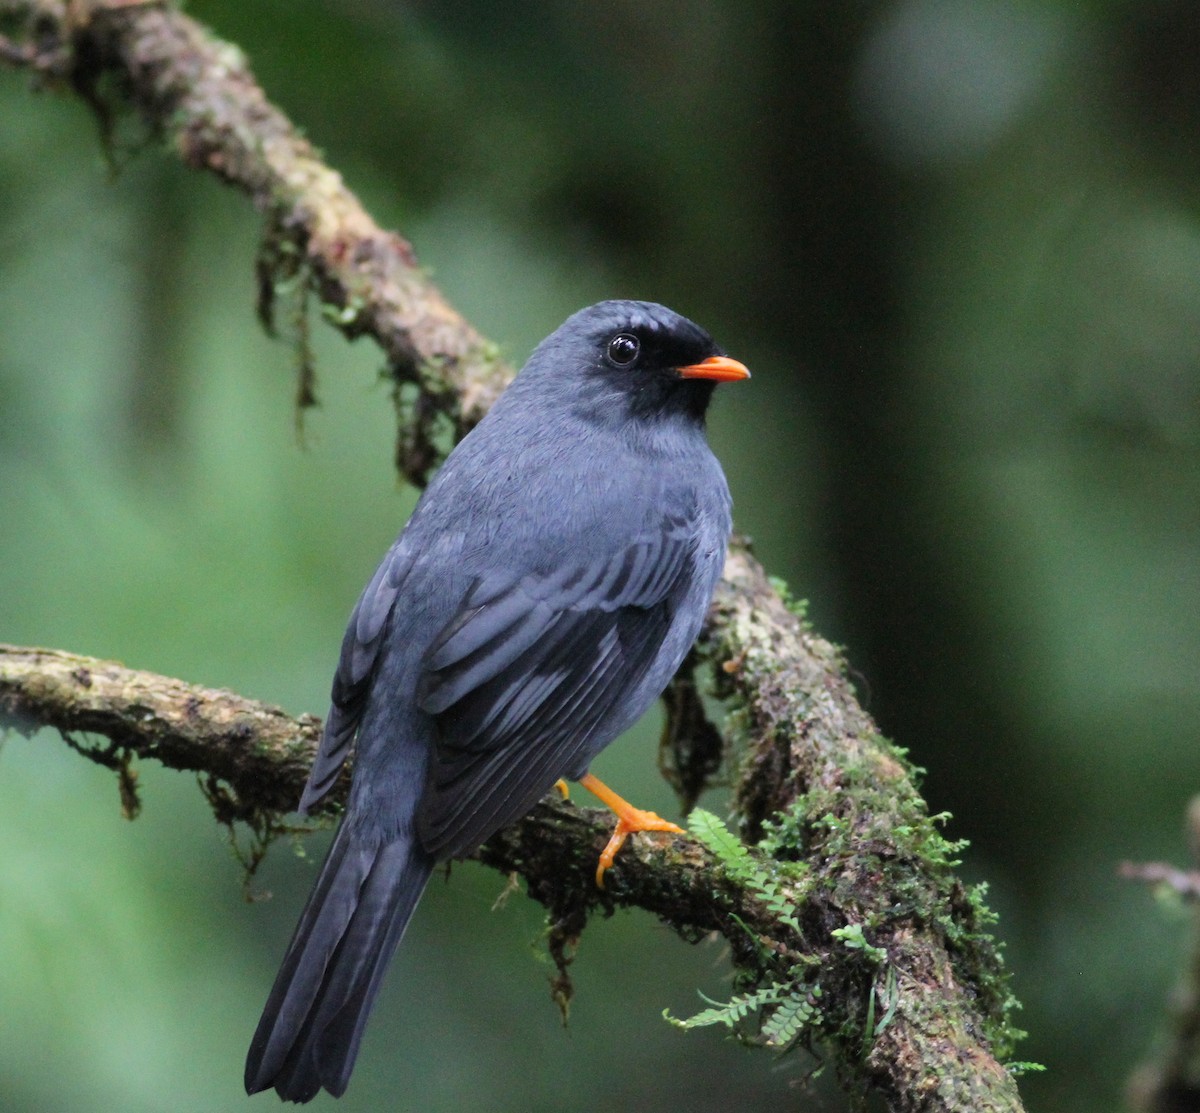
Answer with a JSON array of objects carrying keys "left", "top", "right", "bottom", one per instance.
[
  {"left": 665, "top": 980, "right": 822, "bottom": 1050},
  {"left": 1005, "top": 1061, "right": 1047, "bottom": 1077},
  {"left": 667, "top": 812, "right": 822, "bottom": 1051},
  {"left": 760, "top": 986, "right": 822, "bottom": 1050},
  {"left": 664, "top": 985, "right": 784, "bottom": 1031},
  {"left": 688, "top": 809, "right": 805, "bottom": 932},
  {"left": 688, "top": 807, "right": 759, "bottom": 878}
]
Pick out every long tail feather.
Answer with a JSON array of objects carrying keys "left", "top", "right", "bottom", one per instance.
[{"left": 245, "top": 824, "right": 433, "bottom": 1103}]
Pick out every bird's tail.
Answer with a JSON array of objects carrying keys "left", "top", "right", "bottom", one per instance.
[{"left": 244, "top": 823, "right": 434, "bottom": 1103}]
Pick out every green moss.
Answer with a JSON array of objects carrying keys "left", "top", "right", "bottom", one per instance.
[
  {"left": 767, "top": 574, "right": 810, "bottom": 620},
  {"left": 701, "top": 722, "right": 1028, "bottom": 1068}
]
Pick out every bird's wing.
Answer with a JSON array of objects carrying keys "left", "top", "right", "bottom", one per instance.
[
  {"left": 298, "top": 539, "right": 418, "bottom": 814},
  {"left": 414, "top": 512, "right": 699, "bottom": 858}
]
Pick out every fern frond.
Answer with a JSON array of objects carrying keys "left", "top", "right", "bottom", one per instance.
[
  {"left": 688, "top": 808, "right": 758, "bottom": 879},
  {"left": 761, "top": 987, "right": 822, "bottom": 1049},
  {"left": 688, "top": 809, "right": 804, "bottom": 931},
  {"left": 664, "top": 984, "right": 785, "bottom": 1031}
]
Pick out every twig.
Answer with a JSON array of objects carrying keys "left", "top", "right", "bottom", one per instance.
[
  {"left": 1120, "top": 861, "right": 1200, "bottom": 902},
  {"left": 1126, "top": 797, "right": 1200, "bottom": 1112}
]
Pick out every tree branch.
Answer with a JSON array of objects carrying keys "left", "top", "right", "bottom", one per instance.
[
  {"left": 1, "top": 0, "right": 508, "bottom": 483},
  {"left": 0, "top": 3, "right": 1029, "bottom": 1110},
  {"left": 1126, "top": 797, "right": 1200, "bottom": 1113}
]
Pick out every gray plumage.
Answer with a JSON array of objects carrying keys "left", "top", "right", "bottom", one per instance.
[{"left": 245, "top": 300, "right": 743, "bottom": 1102}]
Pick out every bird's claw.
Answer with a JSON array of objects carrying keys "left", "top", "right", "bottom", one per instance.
[{"left": 594, "top": 808, "right": 685, "bottom": 888}]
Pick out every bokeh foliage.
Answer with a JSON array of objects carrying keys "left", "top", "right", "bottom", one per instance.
[{"left": 1, "top": 2, "right": 1198, "bottom": 1110}]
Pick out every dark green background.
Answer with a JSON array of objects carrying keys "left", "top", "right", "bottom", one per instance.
[{"left": 2, "top": 2, "right": 1198, "bottom": 1110}]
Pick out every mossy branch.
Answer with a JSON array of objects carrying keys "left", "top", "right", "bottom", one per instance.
[
  {"left": 0, "top": 0, "right": 507, "bottom": 485},
  {"left": 0, "top": 3, "right": 1029, "bottom": 1111}
]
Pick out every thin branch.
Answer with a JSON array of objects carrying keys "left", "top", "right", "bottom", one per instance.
[
  {"left": 0, "top": 34, "right": 35, "bottom": 65},
  {"left": 1126, "top": 797, "right": 1200, "bottom": 1113},
  {"left": 0, "top": 4, "right": 1029, "bottom": 1110},
  {"left": 1120, "top": 861, "right": 1200, "bottom": 903}
]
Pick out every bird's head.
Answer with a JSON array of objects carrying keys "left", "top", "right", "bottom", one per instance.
[{"left": 519, "top": 300, "right": 749, "bottom": 426}]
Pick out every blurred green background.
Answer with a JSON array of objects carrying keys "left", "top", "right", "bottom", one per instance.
[{"left": 2, "top": 1, "right": 1198, "bottom": 1110}]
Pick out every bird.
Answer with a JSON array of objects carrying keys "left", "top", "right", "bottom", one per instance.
[{"left": 244, "top": 299, "right": 749, "bottom": 1102}]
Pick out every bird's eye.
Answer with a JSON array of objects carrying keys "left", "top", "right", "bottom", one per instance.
[{"left": 607, "top": 333, "right": 640, "bottom": 367}]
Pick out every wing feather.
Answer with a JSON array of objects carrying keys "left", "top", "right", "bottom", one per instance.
[
  {"left": 298, "top": 540, "right": 417, "bottom": 814},
  {"left": 415, "top": 519, "right": 697, "bottom": 858}
]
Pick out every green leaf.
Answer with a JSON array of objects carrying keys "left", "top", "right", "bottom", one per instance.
[
  {"left": 831, "top": 923, "right": 886, "bottom": 963},
  {"left": 688, "top": 809, "right": 804, "bottom": 931},
  {"left": 761, "top": 988, "right": 821, "bottom": 1050},
  {"left": 663, "top": 984, "right": 784, "bottom": 1031},
  {"left": 1005, "top": 1061, "right": 1047, "bottom": 1076}
]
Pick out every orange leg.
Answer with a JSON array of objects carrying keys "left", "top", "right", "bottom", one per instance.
[
  {"left": 554, "top": 779, "right": 570, "bottom": 800},
  {"left": 577, "top": 772, "right": 684, "bottom": 888}
]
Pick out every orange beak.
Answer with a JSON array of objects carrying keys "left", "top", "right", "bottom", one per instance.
[{"left": 677, "top": 355, "right": 751, "bottom": 382}]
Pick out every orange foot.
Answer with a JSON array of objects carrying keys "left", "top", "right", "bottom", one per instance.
[{"left": 578, "top": 772, "right": 684, "bottom": 888}]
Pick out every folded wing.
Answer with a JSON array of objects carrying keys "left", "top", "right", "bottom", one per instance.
[
  {"left": 298, "top": 539, "right": 418, "bottom": 814},
  {"left": 415, "top": 513, "right": 698, "bottom": 858}
]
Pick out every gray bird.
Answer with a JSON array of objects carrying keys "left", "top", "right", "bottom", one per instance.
[{"left": 244, "top": 300, "right": 749, "bottom": 1102}]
